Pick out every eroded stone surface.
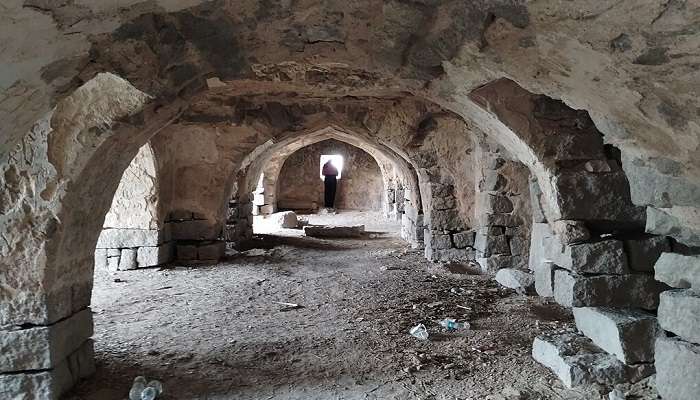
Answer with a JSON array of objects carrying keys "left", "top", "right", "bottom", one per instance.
[
  {"left": 657, "top": 290, "right": 700, "bottom": 345},
  {"left": 654, "top": 253, "right": 700, "bottom": 289},
  {"left": 655, "top": 336, "right": 700, "bottom": 400}
]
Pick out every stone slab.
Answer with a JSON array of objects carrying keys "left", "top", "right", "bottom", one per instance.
[
  {"left": 303, "top": 225, "right": 365, "bottom": 238},
  {"left": 573, "top": 307, "right": 658, "bottom": 364},
  {"left": 655, "top": 336, "right": 700, "bottom": 400},
  {"left": 0, "top": 309, "right": 93, "bottom": 372},
  {"left": 554, "top": 270, "right": 665, "bottom": 310},
  {"left": 532, "top": 332, "right": 653, "bottom": 388},
  {"left": 657, "top": 289, "right": 700, "bottom": 345},
  {"left": 654, "top": 252, "right": 700, "bottom": 289}
]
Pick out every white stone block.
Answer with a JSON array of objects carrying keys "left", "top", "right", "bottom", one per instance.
[
  {"left": 654, "top": 252, "right": 700, "bottom": 289},
  {"left": 573, "top": 307, "right": 658, "bottom": 363},
  {"left": 658, "top": 289, "right": 700, "bottom": 345},
  {"left": 137, "top": 243, "right": 173, "bottom": 267},
  {"left": 655, "top": 335, "right": 700, "bottom": 400}
]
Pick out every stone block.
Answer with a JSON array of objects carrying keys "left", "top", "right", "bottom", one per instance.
[
  {"left": 176, "top": 244, "right": 198, "bottom": 260},
  {"left": 508, "top": 235, "right": 528, "bottom": 256},
  {"left": 106, "top": 256, "right": 120, "bottom": 272},
  {"left": 654, "top": 252, "right": 700, "bottom": 289},
  {"left": 534, "top": 261, "right": 556, "bottom": 297},
  {"left": 197, "top": 241, "right": 225, "bottom": 261},
  {"left": 658, "top": 289, "right": 700, "bottom": 345},
  {"left": 474, "top": 233, "right": 510, "bottom": 257},
  {"left": 452, "top": 231, "right": 475, "bottom": 248},
  {"left": 429, "top": 209, "right": 465, "bottom": 231},
  {"left": 96, "top": 228, "right": 163, "bottom": 248},
  {"left": 480, "top": 171, "right": 507, "bottom": 192},
  {"left": 646, "top": 206, "right": 700, "bottom": 248},
  {"left": 253, "top": 193, "right": 265, "bottom": 206},
  {"left": 0, "top": 309, "right": 93, "bottom": 372},
  {"left": 0, "top": 339, "right": 95, "bottom": 400},
  {"left": 93, "top": 249, "right": 107, "bottom": 271},
  {"left": 270, "top": 211, "right": 298, "bottom": 228},
  {"left": 478, "top": 255, "right": 526, "bottom": 274},
  {"left": 573, "top": 307, "right": 659, "bottom": 364},
  {"left": 529, "top": 222, "right": 555, "bottom": 271},
  {"left": 303, "top": 225, "right": 365, "bottom": 238},
  {"left": 655, "top": 335, "right": 700, "bottom": 400},
  {"left": 425, "top": 230, "right": 452, "bottom": 250},
  {"left": 477, "top": 192, "right": 514, "bottom": 214},
  {"left": 137, "top": 243, "right": 173, "bottom": 267},
  {"left": 559, "top": 240, "right": 630, "bottom": 275},
  {"left": 478, "top": 213, "right": 522, "bottom": 227},
  {"left": 623, "top": 235, "right": 670, "bottom": 272},
  {"left": 118, "top": 248, "right": 137, "bottom": 271},
  {"left": 532, "top": 332, "right": 654, "bottom": 389},
  {"left": 259, "top": 204, "right": 274, "bottom": 214},
  {"left": 170, "top": 220, "right": 219, "bottom": 241},
  {"left": 431, "top": 195, "right": 456, "bottom": 210},
  {"left": 553, "top": 270, "right": 665, "bottom": 310},
  {"left": 495, "top": 269, "right": 534, "bottom": 294},
  {"left": 106, "top": 248, "right": 120, "bottom": 257},
  {"left": 552, "top": 220, "right": 590, "bottom": 244}
]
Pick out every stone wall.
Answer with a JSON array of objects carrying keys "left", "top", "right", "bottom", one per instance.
[{"left": 277, "top": 139, "right": 384, "bottom": 211}]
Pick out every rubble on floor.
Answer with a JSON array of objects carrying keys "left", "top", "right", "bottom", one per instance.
[{"left": 303, "top": 224, "right": 365, "bottom": 238}]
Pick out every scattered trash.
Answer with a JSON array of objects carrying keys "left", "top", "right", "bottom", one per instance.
[
  {"left": 427, "top": 301, "right": 443, "bottom": 308},
  {"left": 380, "top": 265, "right": 403, "bottom": 271},
  {"left": 409, "top": 324, "right": 429, "bottom": 340},
  {"left": 274, "top": 301, "right": 304, "bottom": 311},
  {"left": 439, "top": 318, "right": 470, "bottom": 331},
  {"left": 129, "top": 376, "right": 163, "bottom": 400},
  {"left": 368, "top": 233, "right": 378, "bottom": 239},
  {"left": 114, "top": 278, "right": 126, "bottom": 283},
  {"left": 243, "top": 248, "right": 270, "bottom": 257}
]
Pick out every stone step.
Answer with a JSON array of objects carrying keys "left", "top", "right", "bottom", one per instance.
[
  {"left": 655, "top": 336, "right": 700, "bottom": 400},
  {"left": 573, "top": 307, "right": 659, "bottom": 364},
  {"left": 532, "top": 332, "right": 654, "bottom": 389},
  {"left": 657, "top": 289, "right": 700, "bottom": 345}
]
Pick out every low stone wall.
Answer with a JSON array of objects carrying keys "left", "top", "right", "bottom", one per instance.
[{"left": 94, "top": 227, "right": 173, "bottom": 271}]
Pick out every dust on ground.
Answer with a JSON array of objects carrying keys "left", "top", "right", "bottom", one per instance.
[{"left": 67, "top": 211, "right": 616, "bottom": 400}]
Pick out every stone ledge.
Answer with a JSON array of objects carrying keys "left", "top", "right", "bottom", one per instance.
[{"left": 553, "top": 270, "right": 665, "bottom": 310}]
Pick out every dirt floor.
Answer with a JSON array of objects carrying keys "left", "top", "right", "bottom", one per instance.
[{"left": 67, "top": 211, "right": 644, "bottom": 400}]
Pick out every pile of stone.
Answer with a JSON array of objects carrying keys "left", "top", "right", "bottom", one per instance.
[{"left": 530, "top": 221, "right": 673, "bottom": 390}]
